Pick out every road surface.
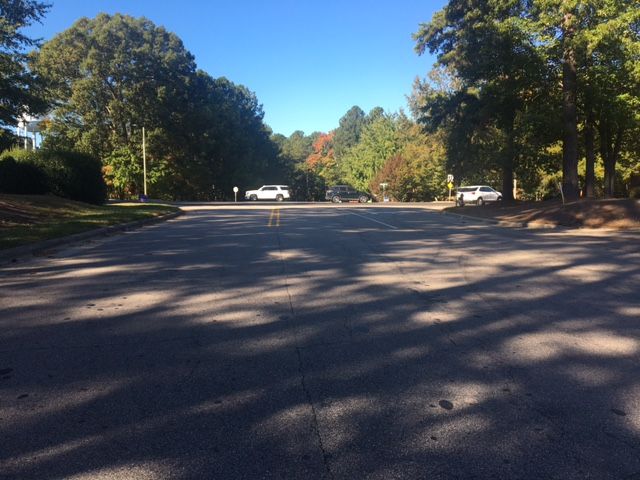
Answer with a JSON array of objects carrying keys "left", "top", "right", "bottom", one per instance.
[{"left": 1, "top": 204, "right": 639, "bottom": 479}]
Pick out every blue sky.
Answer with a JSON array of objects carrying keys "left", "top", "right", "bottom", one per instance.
[{"left": 26, "top": 0, "right": 445, "bottom": 136}]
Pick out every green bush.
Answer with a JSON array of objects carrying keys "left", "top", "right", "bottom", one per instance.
[
  {"left": 0, "top": 156, "right": 49, "bottom": 194},
  {"left": 0, "top": 149, "right": 40, "bottom": 164},
  {"left": 41, "top": 151, "right": 107, "bottom": 204},
  {"left": 1, "top": 149, "right": 107, "bottom": 204}
]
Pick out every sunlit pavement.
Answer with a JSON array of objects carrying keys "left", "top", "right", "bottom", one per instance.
[{"left": 1, "top": 206, "right": 639, "bottom": 479}]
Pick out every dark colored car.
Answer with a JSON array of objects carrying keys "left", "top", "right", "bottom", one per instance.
[{"left": 325, "top": 185, "right": 369, "bottom": 203}]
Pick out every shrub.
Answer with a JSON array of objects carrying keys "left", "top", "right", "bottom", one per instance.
[
  {"left": 0, "top": 149, "right": 107, "bottom": 204},
  {"left": 0, "top": 155, "right": 49, "bottom": 194},
  {"left": 0, "top": 148, "right": 40, "bottom": 164},
  {"left": 41, "top": 151, "right": 107, "bottom": 204}
]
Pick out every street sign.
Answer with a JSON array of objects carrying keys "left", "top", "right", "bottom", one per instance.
[
  {"left": 447, "top": 179, "right": 454, "bottom": 202},
  {"left": 380, "top": 183, "right": 389, "bottom": 202},
  {"left": 233, "top": 186, "right": 239, "bottom": 202},
  {"left": 233, "top": 186, "right": 238, "bottom": 193}
]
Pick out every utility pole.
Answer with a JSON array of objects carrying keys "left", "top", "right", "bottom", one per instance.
[{"left": 142, "top": 126, "right": 147, "bottom": 197}]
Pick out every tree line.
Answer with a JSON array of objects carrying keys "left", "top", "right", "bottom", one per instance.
[
  {"left": 412, "top": 0, "right": 640, "bottom": 201},
  {"left": 33, "top": 13, "right": 288, "bottom": 200},
  {"left": 273, "top": 107, "right": 449, "bottom": 201},
  {"left": 2, "top": 0, "right": 638, "bottom": 202},
  {"left": 232, "top": 0, "right": 640, "bottom": 203},
  {"left": 2, "top": 3, "right": 288, "bottom": 200}
]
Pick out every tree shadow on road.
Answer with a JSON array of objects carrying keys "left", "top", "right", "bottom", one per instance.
[{"left": 0, "top": 208, "right": 639, "bottom": 479}]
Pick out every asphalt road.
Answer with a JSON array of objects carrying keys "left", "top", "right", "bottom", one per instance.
[{"left": 1, "top": 204, "right": 639, "bottom": 479}]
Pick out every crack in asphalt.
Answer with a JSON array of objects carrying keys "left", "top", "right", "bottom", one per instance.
[
  {"left": 296, "top": 347, "right": 334, "bottom": 480},
  {"left": 274, "top": 223, "right": 334, "bottom": 480}
]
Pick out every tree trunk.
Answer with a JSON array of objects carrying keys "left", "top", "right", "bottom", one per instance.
[
  {"left": 584, "top": 108, "right": 595, "bottom": 198},
  {"left": 604, "top": 158, "right": 615, "bottom": 198},
  {"left": 600, "top": 120, "right": 612, "bottom": 197},
  {"left": 562, "top": 12, "right": 579, "bottom": 202},
  {"left": 502, "top": 122, "right": 515, "bottom": 202},
  {"left": 599, "top": 120, "right": 624, "bottom": 198},
  {"left": 502, "top": 163, "right": 514, "bottom": 202},
  {"left": 605, "top": 127, "right": 624, "bottom": 197}
]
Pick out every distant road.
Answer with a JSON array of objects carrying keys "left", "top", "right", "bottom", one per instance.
[
  {"left": 170, "top": 200, "right": 453, "bottom": 208},
  {"left": 1, "top": 206, "right": 638, "bottom": 479}
]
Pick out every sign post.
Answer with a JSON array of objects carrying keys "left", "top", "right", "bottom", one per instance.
[
  {"left": 380, "top": 183, "right": 389, "bottom": 202},
  {"left": 447, "top": 174, "right": 454, "bottom": 201},
  {"left": 233, "top": 186, "right": 239, "bottom": 202},
  {"left": 142, "top": 126, "right": 147, "bottom": 197}
]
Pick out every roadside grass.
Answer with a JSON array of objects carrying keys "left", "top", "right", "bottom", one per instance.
[
  {"left": 0, "top": 194, "right": 178, "bottom": 250},
  {"left": 445, "top": 198, "right": 640, "bottom": 229}
]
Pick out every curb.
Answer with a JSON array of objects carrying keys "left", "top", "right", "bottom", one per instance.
[
  {"left": 441, "top": 209, "right": 559, "bottom": 230},
  {"left": 0, "top": 210, "right": 183, "bottom": 264}
]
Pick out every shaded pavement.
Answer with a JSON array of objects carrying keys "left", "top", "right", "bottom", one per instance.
[{"left": 1, "top": 205, "right": 639, "bottom": 479}]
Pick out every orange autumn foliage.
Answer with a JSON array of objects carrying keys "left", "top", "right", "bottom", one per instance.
[{"left": 306, "top": 132, "right": 335, "bottom": 169}]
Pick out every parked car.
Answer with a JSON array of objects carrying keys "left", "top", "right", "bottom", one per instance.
[
  {"left": 456, "top": 186, "right": 502, "bottom": 206},
  {"left": 245, "top": 185, "right": 290, "bottom": 201},
  {"left": 325, "top": 185, "right": 369, "bottom": 203}
]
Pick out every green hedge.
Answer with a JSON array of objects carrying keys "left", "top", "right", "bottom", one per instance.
[
  {"left": 0, "top": 149, "right": 107, "bottom": 204},
  {"left": 0, "top": 156, "right": 49, "bottom": 194}
]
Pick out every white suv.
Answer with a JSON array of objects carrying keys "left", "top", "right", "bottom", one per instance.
[
  {"left": 456, "top": 186, "right": 502, "bottom": 206},
  {"left": 245, "top": 185, "right": 290, "bottom": 201}
]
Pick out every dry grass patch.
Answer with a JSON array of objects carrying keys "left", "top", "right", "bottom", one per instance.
[{"left": 447, "top": 198, "right": 640, "bottom": 229}]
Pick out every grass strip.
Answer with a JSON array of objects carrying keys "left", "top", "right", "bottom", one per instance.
[{"left": 0, "top": 195, "right": 178, "bottom": 249}]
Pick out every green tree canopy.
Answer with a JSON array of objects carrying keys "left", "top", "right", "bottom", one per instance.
[
  {"left": 340, "top": 112, "right": 402, "bottom": 191},
  {"left": 414, "top": 0, "right": 554, "bottom": 201},
  {"left": 34, "top": 14, "right": 197, "bottom": 157},
  {"left": 0, "top": 0, "right": 50, "bottom": 148},
  {"left": 333, "top": 106, "right": 366, "bottom": 160},
  {"left": 414, "top": 0, "right": 640, "bottom": 200},
  {"left": 33, "top": 13, "right": 283, "bottom": 200}
]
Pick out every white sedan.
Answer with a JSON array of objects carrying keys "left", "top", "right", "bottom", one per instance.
[
  {"left": 456, "top": 186, "right": 502, "bottom": 206},
  {"left": 245, "top": 185, "right": 290, "bottom": 201}
]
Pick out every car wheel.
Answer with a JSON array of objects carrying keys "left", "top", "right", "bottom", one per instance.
[
  {"left": 331, "top": 195, "right": 341, "bottom": 203},
  {"left": 497, "top": 196, "right": 502, "bottom": 201},
  {"left": 250, "top": 194, "right": 257, "bottom": 201},
  {"left": 477, "top": 197, "right": 484, "bottom": 206},
  {"left": 358, "top": 195, "right": 368, "bottom": 203},
  {"left": 276, "top": 194, "right": 284, "bottom": 202}
]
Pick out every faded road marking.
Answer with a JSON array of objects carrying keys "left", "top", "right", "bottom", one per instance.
[
  {"left": 348, "top": 210, "right": 398, "bottom": 230},
  {"left": 268, "top": 208, "right": 281, "bottom": 227}
]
